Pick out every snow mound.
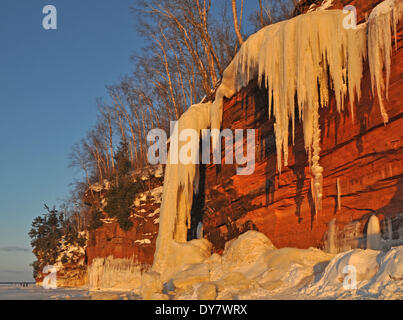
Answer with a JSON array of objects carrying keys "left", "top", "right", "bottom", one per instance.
[
  {"left": 158, "top": 238, "right": 212, "bottom": 282},
  {"left": 222, "top": 230, "right": 276, "bottom": 274},
  {"left": 303, "top": 246, "right": 403, "bottom": 299},
  {"left": 304, "top": 249, "right": 380, "bottom": 293},
  {"left": 141, "top": 271, "right": 163, "bottom": 300},
  {"left": 171, "top": 263, "right": 210, "bottom": 291},
  {"left": 252, "top": 247, "right": 334, "bottom": 291},
  {"left": 365, "top": 246, "right": 403, "bottom": 298}
]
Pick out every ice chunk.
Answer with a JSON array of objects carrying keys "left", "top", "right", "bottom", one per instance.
[{"left": 367, "top": 215, "right": 382, "bottom": 250}]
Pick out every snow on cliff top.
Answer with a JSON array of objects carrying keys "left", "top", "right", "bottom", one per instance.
[{"left": 308, "top": 0, "right": 334, "bottom": 12}]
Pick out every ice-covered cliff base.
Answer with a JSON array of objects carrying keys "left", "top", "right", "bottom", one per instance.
[
  {"left": 88, "top": 256, "right": 144, "bottom": 291},
  {"left": 86, "top": 230, "right": 402, "bottom": 299},
  {"left": 139, "top": 231, "right": 403, "bottom": 300}
]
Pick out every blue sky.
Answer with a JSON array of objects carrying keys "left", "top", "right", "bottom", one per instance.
[{"left": 0, "top": 0, "right": 139, "bottom": 282}]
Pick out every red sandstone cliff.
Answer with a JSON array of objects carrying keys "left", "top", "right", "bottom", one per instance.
[{"left": 85, "top": 167, "right": 163, "bottom": 267}]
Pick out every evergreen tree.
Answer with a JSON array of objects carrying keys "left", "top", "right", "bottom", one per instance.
[
  {"left": 88, "top": 209, "right": 104, "bottom": 230},
  {"left": 28, "top": 205, "right": 64, "bottom": 278},
  {"left": 104, "top": 139, "right": 145, "bottom": 230}
]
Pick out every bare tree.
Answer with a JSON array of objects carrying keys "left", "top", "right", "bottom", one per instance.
[
  {"left": 232, "top": 0, "right": 244, "bottom": 45},
  {"left": 69, "top": 142, "right": 92, "bottom": 188},
  {"left": 134, "top": 0, "right": 235, "bottom": 100},
  {"left": 65, "top": 0, "right": 298, "bottom": 232}
]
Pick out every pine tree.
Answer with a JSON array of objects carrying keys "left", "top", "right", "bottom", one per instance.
[
  {"left": 28, "top": 205, "right": 63, "bottom": 278},
  {"left": 104, "top": 139, "right": 144, "bottom": 230}
]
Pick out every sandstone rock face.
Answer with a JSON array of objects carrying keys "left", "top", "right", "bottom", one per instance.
[
  {"left": 85, "top": 171, "right": 163, "bottom": 267},
  {"left": 221, "top": 231, "right": 275, "bottom": 274},
  {"left": 201, "top": 0, "right": 403, "bottom": 253},
  {"left": 86, "top": 212, "right": 159, "bottom": 267}
]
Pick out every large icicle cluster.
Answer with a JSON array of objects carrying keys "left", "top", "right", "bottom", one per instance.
[
  {"left": 153, "top": 103, "right": 213, "bottom": 279},
  {"left": 231, "top": 4, "right": 399, "bottom": 210},
  {"left": 153, "top": 0, "right": 401, "bottom": 279}
]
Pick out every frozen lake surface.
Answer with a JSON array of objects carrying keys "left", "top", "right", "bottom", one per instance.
[{"left": 0, "top": 283, "right": 139, "bottom": 300}]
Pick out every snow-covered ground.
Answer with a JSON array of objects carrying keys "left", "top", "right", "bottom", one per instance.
[
  {"left": 85, "top": 231, "right": 403, "bottom": 300},
  {"left": 163, "top": 231, "right": 403, "bottom": 300},
  {"left": 0, "top": 284, "right": 89, "bottom": 300}
]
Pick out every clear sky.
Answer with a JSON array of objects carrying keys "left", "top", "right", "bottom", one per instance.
[{"left": 0, "top": 0, "right": 140, "bottom": 282}]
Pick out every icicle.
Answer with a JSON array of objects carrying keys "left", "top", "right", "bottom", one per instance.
[
  {"left": 337, "top": 178, "right": 342, "bottom": 211},
  {"left": 311, "top": 102, "right": 323, "bottom": 211},
  {"left": 347, "top": 23, "right": 368, "bottom": 123},
  {"left": 387, "top": 218, "right": 393, "bottom": 241},
  {"left": 368, "top": 0, "right": 401, "bottom": 124},
  {"left": 196, "top": 222, "right": 203, "bottom": 239},
  {"left": 327, "top": 218, "right": 337, "bottom": 254}
]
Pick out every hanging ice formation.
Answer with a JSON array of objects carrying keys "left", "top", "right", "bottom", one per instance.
[
  {"left": 368, "top": 0, "right": 401, "bottom": 123},
  {"left": 153, "top": 0, "right": 401, "bottom": 278},
  {"left": 367, "top": 215, "right": 382, "bottom": 250},
  {"left": 153, "top": 103, "right": 214, "bottom": 279}
]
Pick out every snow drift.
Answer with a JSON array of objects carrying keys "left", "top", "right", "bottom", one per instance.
[
  {"left": 160, "top": 231, "right": 403, "bottom": 300},
  {"left": 302, "top": 246, "right": 403, "bottom": 299}
]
